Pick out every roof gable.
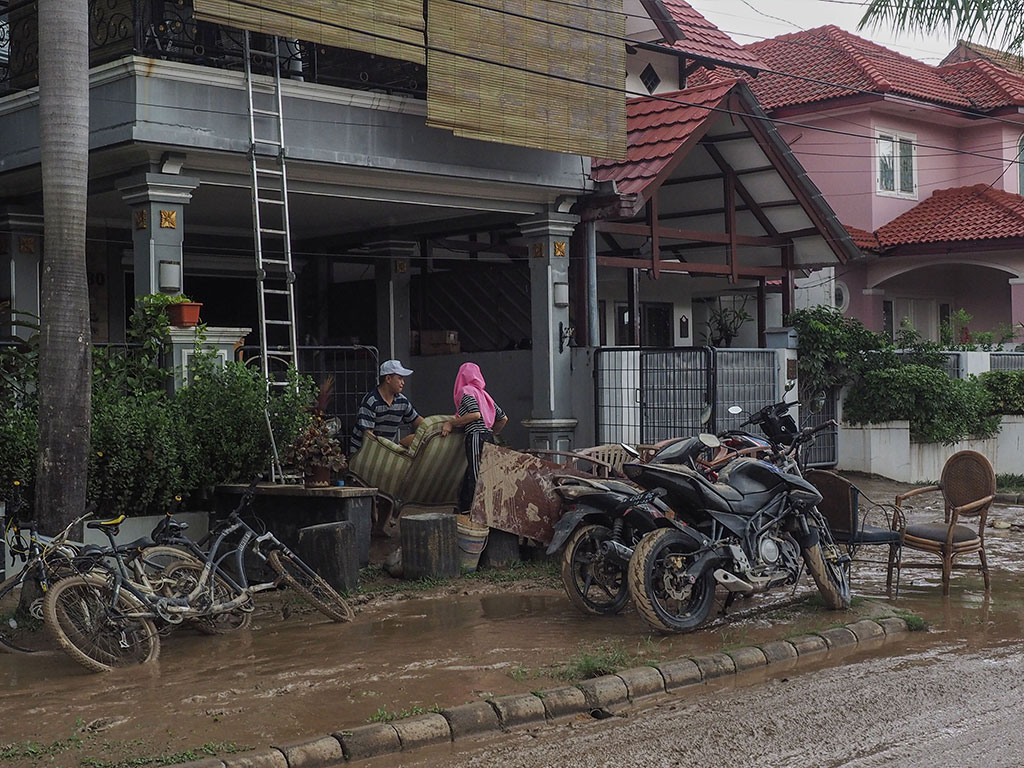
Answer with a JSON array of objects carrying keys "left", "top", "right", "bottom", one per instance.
[
  {"left": 660, "top": 0, "right": 763, "bottom": 72},
  {"left": 938, "top": 58, "right": 1024, "bottom": 109},
  {"left": 875, "top": 185, "right": 1024, "bottom": 248}
]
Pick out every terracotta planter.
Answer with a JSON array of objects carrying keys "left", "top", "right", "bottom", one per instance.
[
  {"left": 168, "top": 301, "right": 202, "bottom": 327},
  {"left": 304, "top": 465, "right": 331, "bottom": 488}
]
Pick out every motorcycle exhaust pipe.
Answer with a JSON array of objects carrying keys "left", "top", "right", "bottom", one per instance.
[
  {"left": 713, "top": 569, "right": 754, "bottom": 593},
  {"left": 600, "top": 539, "right": 634, "bottom": 566}
]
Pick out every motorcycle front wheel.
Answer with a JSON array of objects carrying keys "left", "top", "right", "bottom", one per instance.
[
  {"left": 628, "top": 528, "right": 715, "bottom": 634},
  {"left": 802, "top": 536, "right": 851, "bottom": 610},
  {"left": 560, "top": 524, "right": 630, "bottom": 616}
]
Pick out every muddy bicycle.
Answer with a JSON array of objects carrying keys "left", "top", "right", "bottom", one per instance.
[
  {"left": 43, "top": 484, "right": 354, "bottom": 673},
  {"left": 0, "top": 484, "right": 89, "bottom": 653}
]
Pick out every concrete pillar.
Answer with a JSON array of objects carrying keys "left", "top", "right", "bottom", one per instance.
[
  {"left": 861, "top": 288, "right": 886, "bottom": 333},
  {"left": 1010, "top": 278, "right": 1024, "bottom": 334},
  {"left": 116, "top": 172, "right": 200, "bottom": 299},
  {"left": 370, "top": 240, "right": 415, "bottom": 360},
  {"left": 519, "top": 211, "right": 580, "bottom": 451},
  {"left": 0, "top": 209, "right": 43, "bottom": 338}
]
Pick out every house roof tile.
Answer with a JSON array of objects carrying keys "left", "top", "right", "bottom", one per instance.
[
  {"left": 661, "top": 0, "right": 764, "bottom": 71},
  {"left": 874, "top": 185, "right": 1024, "bottom": 247},
  {"left": 937, "top": 58, "right": 1024, "bottom": 109},
  {"left": 592, "top": 79, "right": 738, "bottom": 196},
  {"left": 844, "top": 224, "right": 879, "bottom": 251}
]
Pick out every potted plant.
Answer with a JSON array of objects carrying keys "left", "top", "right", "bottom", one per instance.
[
  {"left": 703, "top": 297, "right": 752, "bottom": 348},
  {"left": 165, "top": 294, "right": 203, "bottom": 328},
  {"left": 283, "top": 417, "right": 347, "bottom": 487}
]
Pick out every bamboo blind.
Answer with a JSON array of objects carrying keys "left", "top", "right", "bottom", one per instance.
[
  {"left": 193, "top": 0, "right": 426, "bottom": 64},
  {"left": 426, "top": 0, "right": 626, "bottom": 160}
]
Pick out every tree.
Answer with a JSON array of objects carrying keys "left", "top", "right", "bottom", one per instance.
[
  {"left": 34, "top": 0, "right": 91, "bottom": 532},
  {"left": 859, "top": 1, "right": 1023, "bottom": 53}
]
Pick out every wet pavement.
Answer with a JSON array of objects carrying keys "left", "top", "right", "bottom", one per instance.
[{"left": 2, "top": 472, "right": 1023, "bottom": 766}]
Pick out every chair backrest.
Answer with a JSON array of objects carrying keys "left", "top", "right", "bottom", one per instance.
[
  {"left": 805, "top": 469, "right": 858, "bottom": 536},
  {"left": 347, "top": 434, "right": 411, "bottom": 498},
  {"left": 400, "top": 415, "right": 468, "bottom": 505},
  {"left": 576, "top": 444, "right": 633, "bottom": 477},
  {"left": 940, "top": 450, "right": 996, "bottom": 517}
]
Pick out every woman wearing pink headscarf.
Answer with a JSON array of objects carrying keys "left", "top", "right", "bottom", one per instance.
[{"left": 441, "top": 363, "right": 509, "bottom": 512}]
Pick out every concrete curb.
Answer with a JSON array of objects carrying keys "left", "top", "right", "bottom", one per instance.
[
  {"left": 164, "top": 616, "right": 912, "bottom": 766},
  {"left": 994, "top": 493, "right": 1020, "bottom": 505}
]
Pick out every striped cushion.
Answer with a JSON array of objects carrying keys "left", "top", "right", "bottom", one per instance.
[
  {"left": 348, "top": 434, "right": 410, "bottom": 498},
  {"left": 402, "top": 418, "right": 468, "bottom": 505}
]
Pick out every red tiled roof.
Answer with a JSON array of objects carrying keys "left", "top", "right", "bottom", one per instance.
[
  {"left": 938, "top": 58, "right": 1024, "bottom": 109},
  {"left": 875, "top": 185, "right": 1024, "bottom": 247},
  {"left": 941, "top": 40, "right": 1024, "bottom": 76},
  {"left": 844, "top": 224, "right": 879, "bottom": 251},
  {"left": 661, "top": 0, "right": 763, "bottom": 71},
  {"left": 591, "top": 79, "right": 738, "bottom": 196}
]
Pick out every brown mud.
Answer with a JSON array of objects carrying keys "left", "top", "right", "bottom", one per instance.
[{"left": 2, "top": 473, "right": 1023, "bottom": 767}]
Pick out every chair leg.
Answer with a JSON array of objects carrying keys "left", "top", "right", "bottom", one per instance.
[
  {"left": 980, "top": 547, "right": 991, "bottom": 593},
  {"left": 885, "top": 545, "right": 894, "bottom": 597},
  {"left": 941, "top": 553, "right": 952, "bottom": 597}
]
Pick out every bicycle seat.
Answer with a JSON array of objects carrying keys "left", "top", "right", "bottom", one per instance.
[
  {"left": 116, "top": 537, "right": 155, "bottom": 555},
  {"left": 87, "top": 515, "right": 127, "bottom": 530}
]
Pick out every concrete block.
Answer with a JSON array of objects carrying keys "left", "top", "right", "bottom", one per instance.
[
  {"left": 615, "top": 665, "right": 665, "bottom": 700},
  {"left": 576, "top": 675, "right": 629, "bottom": 709},
  {"left": 877, "top": 616, "right": 909, "bottom": 636},
  {"left": 337, "top": 723, "right": 401, "bottom": 761},
  {"left": 657, "top": 658, "right": 702, "bottom": 691},
  {"left": 488, "top": 693, "right": 547, "bottom": 729},
  {"left": 162, "top": 760, "right": 224, "bottom": 768},
  {"left": 275, "top": 737, "right": 343, "bottom": 768},
  {"left": 788, "top": 634, "right": 828, "bottom": 656},
  {"left": 690, "top": 653, "right": 735, "bottom": 680},
  {"left": 222, "top": 750, "right": 288, "bottom": 768},
  {"left": 818, "top": 627, "right": 858, "bottom": 649},
  {"left": 726, "top": 646, "right": 767, "bottom": 672},
  {"left": 393, "top": 713, "right": 451, "bottom": 751},
  {"left": 536, "top": 686, "right": 589, "bottom": 719},
  {"left": 846, "top": 619, "right": 885, "bottom": 643},
  {"left": 758, "top": 641, "right": 798, "bottom": 664},
  {"left": 441, "top": 702, "right": 501, "bottom": 739}
]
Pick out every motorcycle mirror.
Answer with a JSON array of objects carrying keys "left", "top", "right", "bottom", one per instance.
[
  {"left": 620, "top": 443, "right": 641, "bottom": 459},
  {"left": 809, "top": 396, "right": 825, "bottom": 414},
  {"left": 784, "top": 381, "right": 796, "bottom": 393},
  {"left": 699, "top": 404, "right": 713, "bottom": 425},
  {"left": 727, "top": 405, "right": 743, "bottom": 415},
  {"left": 698, "top": 433, "right": 721, "bottom": 449}
]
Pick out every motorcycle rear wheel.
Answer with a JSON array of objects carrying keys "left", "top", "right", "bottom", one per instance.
[
  {"left": 560, "top": 524, "right": 630, "bottom": 616},
  {"left": 802, "top": 537, "right": 851, "bottom": 610},
  {"left": 628, "top": 528, "right": 715, "bottom": 634}
]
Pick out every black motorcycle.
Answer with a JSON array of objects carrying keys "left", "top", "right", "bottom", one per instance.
[
  {"left": 623, "top": 420, "right": 850, "bottom": 634},
  {"left": 546, "top": 433, "right": 720, "bottom": 616}
]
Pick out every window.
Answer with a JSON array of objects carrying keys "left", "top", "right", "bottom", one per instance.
[
  {"left": 639, "top": 63, "right": 661, "bottom": 94},
  {"left": 834, "top": 280, "right": 850, "bottom": 313},
  {"left": 613, "top": 302, "right": 673, "bottom": 346},
  {"left": 876, "top": 130, "right": 917, "bottom": 198}
]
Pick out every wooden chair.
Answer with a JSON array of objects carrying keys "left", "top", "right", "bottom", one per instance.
[
  {"left": 894, "top": 450, "right": 995, "bottom": 596},
  {"left": 806, "top": 469, "right": 904, "bottom": 596},
  {"left": 521, "top": 448, "right": 618, "bottom": 478}
]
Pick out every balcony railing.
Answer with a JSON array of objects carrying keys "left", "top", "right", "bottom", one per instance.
[{"left": 0, "top": 0, "right": 426, "bottom": 98}]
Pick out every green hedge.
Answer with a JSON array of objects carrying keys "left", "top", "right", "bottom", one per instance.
[
  {"left": 979, "top": 369, "right": 1024, "bottom": 415},
  {"left": 844, "top": 365, "right": 1000, "bottom": 444}
]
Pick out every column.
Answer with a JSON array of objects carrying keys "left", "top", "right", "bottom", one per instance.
[
  {"left": 1010, "top": 278, "right": 1024, "bottom": 334},
  {"left": 116, "top": 172, "right": 200, "bottom": 299},
  {"left": 369, "top": 240, "right": 415, "bottom": 361},
  {"left": 519, "top": 211, "right": 580, "bottom": 451},
  {"left": 0, "top": 208, "right": 43, "bottom": 338},
  {"left": 861, "top": 288, "right": 886, "bottom": 333}
]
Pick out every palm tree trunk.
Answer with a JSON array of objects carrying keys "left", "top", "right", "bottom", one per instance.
[{"left": 35, "top": 0, "right": 91, "bottom": 533}]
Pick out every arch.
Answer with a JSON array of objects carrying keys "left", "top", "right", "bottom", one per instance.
[{"left": 869, "top": 258, "right": 1022, "bottom": 288}]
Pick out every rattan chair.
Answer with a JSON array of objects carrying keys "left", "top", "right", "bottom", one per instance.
[
  {"left": 894, "top": 450, "right": 995, "bottom": 596},
  {"left": 806, "top": 469, "right": 904, "bottom": 596}
]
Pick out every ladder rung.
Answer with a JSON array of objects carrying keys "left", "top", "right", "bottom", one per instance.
[
  {"left": 263, "top": 349, "right": 295, "bottom": 355},
  {"left": 264, "top": 320, "right": 293, "bottom": 325},
  {"left": 260, "top": 258, "right": 289, "bottom": 265},
  {"left": 257, "top": 197, "right": 284, "bottom": 205},
  {"left": 262, "top": 289, "right": 291, "bottom": 295},
  {"left": 260, "top": 228, "right": 287, "bottom": 235},
  {"left": 255, "top": 168, "right": 284, "bottom": 176},
  {"left": 253, "top": 139, "right": 283, "bottom": 148},
  {"left": 253, "top": 108, "right": 280, "bottom": 116}
]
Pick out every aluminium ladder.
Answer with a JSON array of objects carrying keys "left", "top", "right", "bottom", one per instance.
[{"left": 243, "top": 32, "right": 299, "bottom": 482}]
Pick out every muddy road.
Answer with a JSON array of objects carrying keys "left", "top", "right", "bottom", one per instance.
[{"left": 390, "top": 635, "right": 1024, "bottom": 768}]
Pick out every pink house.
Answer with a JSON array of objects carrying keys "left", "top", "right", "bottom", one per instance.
[{"left": 702, "top": 26, "right": 1024, "bottom": 342}]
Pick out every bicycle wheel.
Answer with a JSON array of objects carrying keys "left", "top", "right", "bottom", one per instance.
[
  {"left": 43, "top": 573, "right": 159, "bottom": 673},
  {"left": 0, "top": 569, "right": 38, "bottom": 654},
  {"left": 267, "top": 550, "right": 353, "bottom": 623},
  {"left": 162, "top": 562, "right": 253, "bottom": 635}
]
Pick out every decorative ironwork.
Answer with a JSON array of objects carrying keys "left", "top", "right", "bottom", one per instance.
[{"left": 2, "top": 0, "right": 427, "bottom": 98}]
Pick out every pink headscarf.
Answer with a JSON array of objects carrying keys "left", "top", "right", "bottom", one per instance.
[{"left": 453, "top": 362, "right": 497, "bottom": 429}]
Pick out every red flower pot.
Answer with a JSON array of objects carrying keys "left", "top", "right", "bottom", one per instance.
[
  {"left": 168, "top": 302, "right": 202, "bottom": 327},
  {"left": 304, "top": 465, "right": 331, "bottom": 488}
]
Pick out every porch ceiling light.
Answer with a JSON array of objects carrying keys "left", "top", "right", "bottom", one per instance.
[{"left": 553, "top": 281, "right": 570, "bottom": 308}]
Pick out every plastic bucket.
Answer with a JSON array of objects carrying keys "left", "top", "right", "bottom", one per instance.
[{"left": 457, "top": 515, "right": 489, "bottom": 572}]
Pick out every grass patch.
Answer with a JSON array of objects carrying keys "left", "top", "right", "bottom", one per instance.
[
  {"left": 508, "top": 663, "right": 529, "bottom": 681},
  {"left": 997, "top": 473, "right": 1024, "bottom": 493},
  {"left": 891, "top": 608, "right": 929, "bottom": 632},
  {"left": 542, "top": 639, "right": 661, "bottom": 682},
  {"left": 366, "top": 705, "right": 441, "bottom": 724},
  {"left": 0, "top": 736, "right": 249, "bottom": 767},
  {"left": 464, "top": 560, "right": 559, "bottom": 586}
]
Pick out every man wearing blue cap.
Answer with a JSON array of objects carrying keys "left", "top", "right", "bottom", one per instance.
[{"left": 349, "top": 359, "right": 423, "bottom": 454}]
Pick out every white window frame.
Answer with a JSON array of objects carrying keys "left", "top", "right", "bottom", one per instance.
[{"left": 875, "top": 128, "right": 917, "bottom": 200}]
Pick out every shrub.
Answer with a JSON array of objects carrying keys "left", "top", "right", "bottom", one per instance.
[
  {"left": 979, "top": 369, "right": 1024, "bottom": 415},
  {"left": 844, "top": 365, "right": 999, "bottom": 444},
  {"left": 0, "top": 405, "right": 37, "bottom": 499}
]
